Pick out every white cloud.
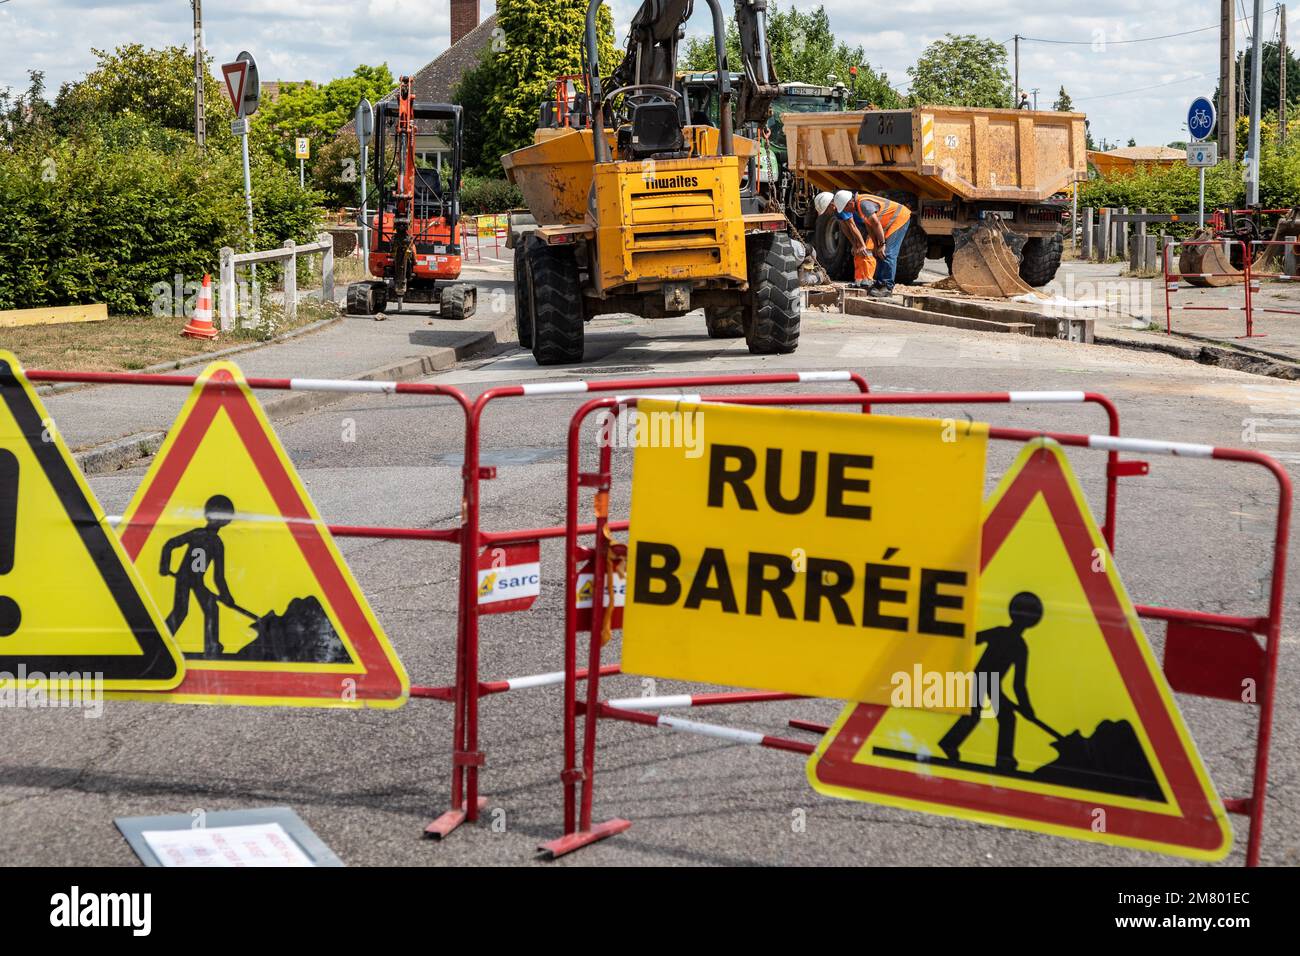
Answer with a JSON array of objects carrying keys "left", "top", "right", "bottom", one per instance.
[{"left": 0, "top": 0, "right": 1268, "bottom": 147}]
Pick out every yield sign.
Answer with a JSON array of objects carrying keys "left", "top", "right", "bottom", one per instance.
[
  {"left": 221, "top": 61, "right": 248, "bottom": 117},
  {"left": 806, "top": 439, "right": 1231, "bottom": 860}
]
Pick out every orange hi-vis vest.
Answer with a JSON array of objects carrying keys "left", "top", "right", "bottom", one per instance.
[{"left": 848, "top": 193, "right": 911, "bottom": 238}]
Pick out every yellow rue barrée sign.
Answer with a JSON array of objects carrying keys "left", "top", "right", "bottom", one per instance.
[{"left": 621, "top": 400, "right": 988, "bottom": 706}]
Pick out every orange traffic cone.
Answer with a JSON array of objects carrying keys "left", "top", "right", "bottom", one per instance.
[{"left": 182, "top": 274, "right": 218, "bottom": 340}]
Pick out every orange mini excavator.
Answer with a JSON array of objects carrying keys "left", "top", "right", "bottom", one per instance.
[{"left": 346, "top": 76, "right": 477, "bottom": 318}]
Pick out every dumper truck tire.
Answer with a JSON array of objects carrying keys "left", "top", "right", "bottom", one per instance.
[
  {"left": 513, "top": 239, "right": 533, "bottom": 348},
  {"left": 743, "top": 232, "right": 801, "bottom": 355},
  {"left": 704, "top": 305, "right": 745, "bottom": 338},
  {"left": 813, "top": 210, "right": 854, "bottom": 281},
  {"left": 525, "top": 243, "right": 584, "bottom": 365},
  {"left": 1018, "top": 234, "right": 1064, "bottom": 287}
]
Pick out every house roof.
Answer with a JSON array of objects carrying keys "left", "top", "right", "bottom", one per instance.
[
  {"left": 339, "top": 14, "right": 496, "bottom": 136},
  {"left": 1093, "top": 146, "right": 1186, "bottom": 162}
]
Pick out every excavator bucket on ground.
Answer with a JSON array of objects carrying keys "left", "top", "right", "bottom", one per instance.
[
  {"left": 1250, "top": 209, "right": 1300, "bottom": 277},
  {"left": 1178, "top": 229, "right": 1243, "bottom": 287},
  {"left": 950, "top": 219, "right": 1037, "bottom": 297}
]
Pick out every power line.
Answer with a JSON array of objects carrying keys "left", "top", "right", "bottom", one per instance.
[
  {"left": 1074, "top": 72, "right": 1208, "bottom": 102},
  {"left": 1014, "top": 7, "right": 1276, "bottom": 46}
]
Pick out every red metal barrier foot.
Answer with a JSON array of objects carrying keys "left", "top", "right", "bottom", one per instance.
[
  {"left": 424, "top": 797, "right": 490, "bottom": 840},
  {"left": 537, "top": 819, "right": 631, "bottom": 860}
]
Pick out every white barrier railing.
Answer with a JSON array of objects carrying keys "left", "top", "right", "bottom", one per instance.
[{"left": 218, "top": 232, "right": 335, "bottom": 330}]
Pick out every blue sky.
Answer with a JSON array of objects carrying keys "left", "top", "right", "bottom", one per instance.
[{"left": 0, "top": 0, "right": 1270, "bottom": 147}]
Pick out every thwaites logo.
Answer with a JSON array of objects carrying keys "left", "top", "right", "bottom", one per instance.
[{"left": 643, "top": 174, "right": 699, "bottom": 189}]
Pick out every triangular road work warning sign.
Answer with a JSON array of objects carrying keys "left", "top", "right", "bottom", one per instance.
[
  {"left": 807, "top": 439, "right": 1231, "bottom": 860},
  {"left": 0, "top": 351, "right": 184, "bottom": 690},
  {"left": 114, "top": 362, "right": 408, "bottom": 708}
]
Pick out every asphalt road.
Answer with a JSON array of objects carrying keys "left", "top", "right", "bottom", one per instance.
[{"left": 4, "top": 303, "right": 1299, "bottom": 867}]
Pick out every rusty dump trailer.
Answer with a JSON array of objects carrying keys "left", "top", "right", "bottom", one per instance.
[{"left": 781, "top": 106, "right": 1088, "bottom": 288}]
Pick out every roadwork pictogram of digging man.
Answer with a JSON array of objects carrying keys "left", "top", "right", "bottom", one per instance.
[
  {"left": 159, "top": 494, "right": 258, "bottom": 657},
  {"left": 938, "top": 590, "right": 1043, "bottom": 771}
]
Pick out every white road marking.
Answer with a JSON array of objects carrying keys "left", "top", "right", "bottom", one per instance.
[{"left": 836, "top": 336, "right": 906, "bottom": 358}]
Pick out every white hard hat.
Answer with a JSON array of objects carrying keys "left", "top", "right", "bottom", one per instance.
[
  {"left": 832, "top": 190, "right": 854, "bottom": 212},
  {"left": 813, "top": 192, "right": 834, "bottom": 216}
]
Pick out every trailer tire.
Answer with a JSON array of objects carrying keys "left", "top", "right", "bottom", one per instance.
[
  {"left": 1018, "top": 234, "right": 1064, "bottom": 287},
  {"left": 513, "top": 239, "right": 533, "bottom": 347},
  {"left": 526, "top": 243, "right": 584, "bottom": 365},
  {"left": 893, "top": 222, "right": 929, "bottom": 285},
  {"left": 743, "top": 231, "right": 801, "bottom": 355},
  {"left": 704, "top": 304, "right": 746, "bottom": 338},
  {"left": 814, "top": 210, "right": 854, "bottom": 281}
]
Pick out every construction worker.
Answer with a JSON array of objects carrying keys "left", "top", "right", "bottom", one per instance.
[{"left": 814, "top": 190, "right": 911, "bottom": 297}]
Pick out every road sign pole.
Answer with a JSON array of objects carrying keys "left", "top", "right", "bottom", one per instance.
[
  {"left": 240, "top": 128, "right": 257, "bottom": 307},
  {"left": 1199, "top": 167, "right": 1206, "bottom": 228},
  {"left": 299, "top": 159, "right": 304, "bottom": 189},
  {"left": 360, "top": 142, "right": 369, "bottom": 262}
]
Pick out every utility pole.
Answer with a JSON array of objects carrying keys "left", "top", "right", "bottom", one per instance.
[
  {"left": 1221, "top": 0, "right": 1237, "bottom": 164},
  {"left": 1282, "top": 4, "right": 1289, "bottom": 142},
  {"left": 1030, "top": 87, "right": 1039, "bottom": 110},
  {"left": 1239, "top": 43, "right": 1247, "bottom": 116},
  {"left": 1249, "top": 0, "right": 1263, "bottom": 205},
  {"left": 1013, "top": 35, "right": 1020, "bottom": 108},
  {"left": 192, "top": 0, "right": 205, "bottom": 151}
]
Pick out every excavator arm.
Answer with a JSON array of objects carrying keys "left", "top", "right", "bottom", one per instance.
[
  {"left": 389, "top": 76, "right": 418, "bottom": 299},
  {"left": 605, "top": 0, "right": 778, "bottom": 124}
]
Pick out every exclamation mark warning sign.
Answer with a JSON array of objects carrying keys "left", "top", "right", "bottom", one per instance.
[
  {"left": 0, "top": 448, "right": 17, "bottom": 636},
  {"left": 0, "top": 349, "right": 184, "bottom": 689}
]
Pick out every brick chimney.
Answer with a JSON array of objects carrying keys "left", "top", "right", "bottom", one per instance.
[{"left": 451, "top": 0, "right": 479, "bottom": 45}]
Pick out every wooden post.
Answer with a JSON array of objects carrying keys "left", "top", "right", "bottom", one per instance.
[
  {"left": 319, "top": 233, "right": 334, "bottom": 302},
  {"left": 283, "top": 240, "right": 297, "bottom": 323},
  {"left": 1136, "top": 208, "right": 1148, "bottom": 271},
  {"left": 1118, "top": 206, "right": 1129, "bottom": 261},
  {"left": 219, "top": 246, "right": 235, "bottom": 331},
  {"left": 1099, "top": 207, "right": 1113, "bottom": 261},
  {"left": 1082, "top": 207, "right": 1094, "bottom": 258},
  {"left": 1144, "top": 235, "right": 1158, "bottom": 275}
]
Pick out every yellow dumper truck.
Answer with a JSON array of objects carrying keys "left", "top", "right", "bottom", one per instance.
[
  {"left": 781, "top": 106, "right": 1088, "bottom": 291},
  {"left": 501, "top": 0, "right": 799, "bottom": 366}
]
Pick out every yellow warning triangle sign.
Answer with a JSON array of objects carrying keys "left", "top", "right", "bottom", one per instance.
[
  {"left": 113, "top": 362, "right": 408, "bottom": 708},
  {"left": 807, "top": 439, "right": 1231, "bottom": 860},
  {"left": 0, "top": 351, "right": 184, "bottom": 690}
]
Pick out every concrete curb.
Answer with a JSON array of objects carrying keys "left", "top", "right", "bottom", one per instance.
[
  {"left": 1095, "top": 332, "right": 1300, "bottom": 381},
  {"left": 73, "top": 312, "right": 515, "bottom": 475},
  {"left": 35, "top": 315, "right": 343, "bottom": 396}
]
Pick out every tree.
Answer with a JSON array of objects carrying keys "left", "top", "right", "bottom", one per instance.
[
  {"left": 1052, "top": 85, "right": 1073, "bottom": 112},
  {"left": 251, "top": 64, "right": 395, "bottom": 167},
  {"left": 456, "top": 0, "right": 617, "bottom": 175},
  {"left": 906, "top": 34, "right": 1012, "bottom": 108},
  {"left": 1126, "top": 137, "right": 1137, "bottom": 147},
  {"left": 454, "top": 47, "right": 504, "bottom": 175},
  {"left": 53, "top": 44, "right": 234, "bottom": 146},
  {"left": 682, "top": 3, "right": 901, "bottom": 107}
]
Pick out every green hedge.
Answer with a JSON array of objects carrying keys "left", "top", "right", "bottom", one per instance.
[
  {"left": 459, "top": 175, "right": 524, "bottom": 216},
  {"left": 0, "top": 121, "right": 322, "bottom": 313}
]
